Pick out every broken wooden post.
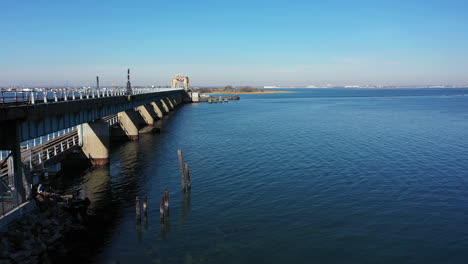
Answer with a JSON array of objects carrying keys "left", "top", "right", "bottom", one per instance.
[
  {"left": 135, "top": 196, "right": 141, "bottom": 219},
  {"left": 178, "top": 149, "right": 186, "bottom": 191},
  {"left": 143, "top": 196, "right": 148, "bottom": 215},
  {"left": 164, "top": 189, "right": 170, "bottom": 216},
  {"left": 185, "top": 163, "right": 191, "bottom": 190},
  {"left": 160, "top": 196, "right": 165, "bottom": 222}
]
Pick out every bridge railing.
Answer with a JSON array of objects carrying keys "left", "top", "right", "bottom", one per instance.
[
  {"left": 24, "top": 130, "right": 79, "bottom": 168},
  {"left": 103, "top": 114, "right": 119, "bottom": 126},
  {"left": 1, "top": 129, "right": 80, "bottom": 217},
  {"left": 0, "top": 87, "right": 182, "bottom": 106},
  {"left": 20, "top": 127, "right": 78, "bottom": 151},
  {"left": 1, "top": 153, "right": 16, "bottom": 217}
]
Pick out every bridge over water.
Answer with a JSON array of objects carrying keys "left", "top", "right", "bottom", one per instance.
[{"left": 0, "top": 87, "right": 190, "bottom": 217}]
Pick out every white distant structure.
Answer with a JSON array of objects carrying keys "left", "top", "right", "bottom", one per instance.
[
  {"left": 171, "top": 75, "right": 190, "bottom": 91},
  {"left": 264, "top": 85, "right": 281, "bottom": 88}
]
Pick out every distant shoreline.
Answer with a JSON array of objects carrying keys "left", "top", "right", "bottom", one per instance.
[
  {"left": 204, "top": 90, "right": 295, "bottom": 94},
  {"left": 262, "top": 87, "right": 468, "bottom": 89}
]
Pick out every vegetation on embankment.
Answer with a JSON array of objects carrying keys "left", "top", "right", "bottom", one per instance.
[{"left": 198, "top": 86, "right": 294, "bottom": 94}]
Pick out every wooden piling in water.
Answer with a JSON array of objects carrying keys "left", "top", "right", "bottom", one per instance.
[
  {"left": 135, "top": 196, "right": 141, "bottom": 219},
  {"left": 178, "top": 149, "right": 186, "bottom": 191},
  {"left": 160, "top": 196, "right": 165, "bottom": 222},
  {"left": 143, "top": 196, "right": 148, "bottom": 214},
  {"left": 164, "top": 190, "right": 170, "bottom": 216},
  {"left": 185, "top": 163, "right": 191, "bottom": 190}
]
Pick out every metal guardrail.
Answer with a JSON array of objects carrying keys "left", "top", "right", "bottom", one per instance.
[
  {"left": 24, "top": 130, "right": 79, "bottom": 168},
  {"left": 1, "top": 153, "right": 15, "bottom": 217},
  {"left": 0, "top": 151, "right": 11, "bottom": 162},
  {"left": 1, "top": 130, "right": 79, "bottom": 216},
  {"left": 21, "top": 127, "right": 78, "bottom": 151},
  {"left": 103, "top": 114, "right": 119, "bottom": 126},
  {"left": 0, "top": 87, "right": 182, "bottom": 106}
]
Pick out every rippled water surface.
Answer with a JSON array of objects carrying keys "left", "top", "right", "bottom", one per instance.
[{"left": 72, "top": 89, "right": 468, "bottom": 263}]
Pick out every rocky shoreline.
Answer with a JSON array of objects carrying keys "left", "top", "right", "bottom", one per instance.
[{"left": 0, "top": 193, "right": 90, "bottom": 264}]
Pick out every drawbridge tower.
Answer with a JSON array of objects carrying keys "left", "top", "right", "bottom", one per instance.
[{"left": 171, "top": 75, "right": 190, "bottom": 91}]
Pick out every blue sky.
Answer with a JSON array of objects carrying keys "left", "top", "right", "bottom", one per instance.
[{"left": 1, "top": 0, "right": 468, "bottom": 86}]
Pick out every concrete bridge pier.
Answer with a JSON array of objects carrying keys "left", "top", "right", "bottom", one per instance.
[
  {"left": 164, "top": 98, "right": 175, "bottom": 111},
  {"left": 190, "top": 92, "right": 200, "bottom": 102},
  {"left": 0, "top": 123, "right": 31, "bottom": 205},
  {"left": 151, "top": 102, "right": 166, "bottom": 119},
  {"left": 118, "top": 109, "right": 141, "bottom": 141},
  {"left": 137, "top": 104, "right": 158, "bottom": 126},
  {"left": 171, "top": 96, "right": 179, "bottom": 107},
  {"left": 79, "top": 119, "right": 110, "bottom": 165},
  {"left": 160, "top": 99, "right": 171, "bottom": 113},
  {"left": 168, "top": 98, "right": 176, "bottom": 109}
]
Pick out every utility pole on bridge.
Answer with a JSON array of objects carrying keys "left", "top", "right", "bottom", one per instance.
[{"left": 126, "top": 68, "right": 132, "bottom": 95}]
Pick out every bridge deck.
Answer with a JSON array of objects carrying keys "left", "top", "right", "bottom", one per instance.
[{"left": 0, "top": 88, "right": 184, "bottom": 146}]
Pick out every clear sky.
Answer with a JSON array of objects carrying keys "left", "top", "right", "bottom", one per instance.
[{"left": 1, "top": 0, "right": 468, "bottom": 87}]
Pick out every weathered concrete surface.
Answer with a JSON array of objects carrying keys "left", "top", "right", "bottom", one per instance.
[
  {"left": 191, "top": 92, "right": 200, "bottom": 102},
  {"left": 170, "top": 97, "right": 178, "bottom": 107},
  {"left": 164, "top": 98, "right": 175, "bottom": 111},
  {"left": 137, "top": 104, "right": 158, "bottom": 126},
  {"left": 118, "top": 110, "right": 140, "bottom": 141},
  {"left": 109, "top": 124, "right": 128, "bottom": 142},
  {"left": 2, "top": 123, "right": 32, "bottom": 205},
  {"left": 79, "top": 119, "right": 109, "bottom": 165},
  {"left": 160, "top": 99, "right": 171, "bottom": 113},
  {"left": 151, "top": 102, "right": 165, "bottom": 119}
]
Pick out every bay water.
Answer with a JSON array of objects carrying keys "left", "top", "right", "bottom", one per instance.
[{"left": 62, "top": 88, "right": 468, "bottom": 263}]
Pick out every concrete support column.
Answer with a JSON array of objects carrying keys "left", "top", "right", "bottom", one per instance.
[
  {"left": 165, "top": 98, "right": 175, "bottom": 111},
  {"left": 118, "top": 109, "right": 140, "bottom": 140},
  {"left": 2, "top": 122, "right": 31, "bottom": 205},
  {"left": 12, "top": 150, "right": 30, "bottom": 205},
  {"left": 79, "top": 119, "right": 110, "bottom": 165},
  {"left": 137, "top": 104, "right": 158, "bottom": 126},
  {"left": 151, "top": 101, "right": 165, "bottom": 119},
  {"left": 191, "top": 92, "right": 200, "bottom": 102},
  {"left": 160, "top": 99, "right": 171, "bottom": 113},
  {"left": 171, "top": 97, "right": 178, "bottom": 107}
]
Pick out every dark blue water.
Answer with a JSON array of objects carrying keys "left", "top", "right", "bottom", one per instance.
[{"left": 74, "top": 89, "right": 468, "bottom": 263}]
